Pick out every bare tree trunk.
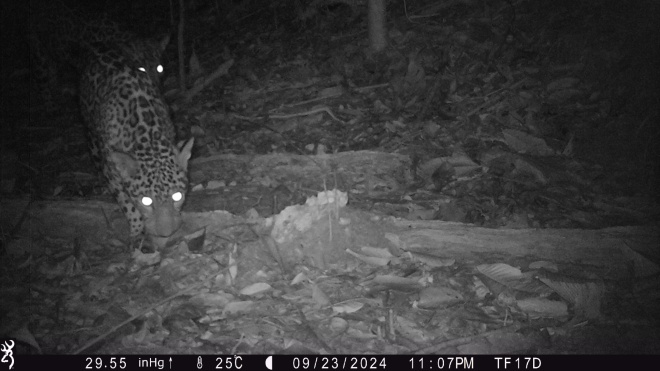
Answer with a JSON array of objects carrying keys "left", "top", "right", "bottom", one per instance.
[{"left": 368, "top": 0, "right": 387, "bottom": 52}]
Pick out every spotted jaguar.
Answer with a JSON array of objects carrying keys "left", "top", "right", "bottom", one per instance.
[
  {"left": 78, "top": 41, "right": 193, "bottom": 250},
  {"left": 32, "top": 8, "right": 194, "bottom": 250}
]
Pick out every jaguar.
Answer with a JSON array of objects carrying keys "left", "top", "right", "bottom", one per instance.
[
  {"left": 32, "top": 7, "right": 193, "bottom": 250},
  {"left": 79, "top": 41, "right": 193, "bottom": 250}
]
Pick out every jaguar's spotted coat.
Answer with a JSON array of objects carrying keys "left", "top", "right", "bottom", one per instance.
[
  {"left": 79, "top": 42, "right": 193, "bottom": 250},
  {"left": 32, "top": 8, "right": 193, "bottom": 249}
]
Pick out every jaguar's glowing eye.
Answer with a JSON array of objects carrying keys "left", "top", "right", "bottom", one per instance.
[
  {"left": 156, "top": 65, "right": 164, "bottom": 73},
  {"left": 172, "top": 192, "right": 183, "bottom": 202},
  {"left": 138, "top": 67, "right": 147, "bottom": 73},
  {"left": 141, "top": 196, "right": 153, "bottom": 206}
]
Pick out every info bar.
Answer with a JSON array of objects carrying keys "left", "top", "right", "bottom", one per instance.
[{"left": 6, "top": 354, "right": 660, "bottom": 371}]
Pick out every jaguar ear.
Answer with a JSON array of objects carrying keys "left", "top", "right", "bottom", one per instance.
[
  {"left": 109, "top": 151, "right": 139, "bottom": 180},
  {"left": 175, "top": 138, "right": 194, "bottom": 171},
  {"left": 158, "top": 34, "right": 171, "bottom": 53}
]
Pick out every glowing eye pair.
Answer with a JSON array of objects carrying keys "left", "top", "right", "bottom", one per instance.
[
  {"left": 137, "top": 65, "right": 164, "bottom": 74},
  {"left": 140, "top": 192, "right": 182, "bottom": 207}
]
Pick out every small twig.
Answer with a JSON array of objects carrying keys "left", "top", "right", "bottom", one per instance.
[
  {"left": 415, "top": 323, "right": 522, "bottom": 354},
  {"left": 168, "top": 0, "right": 175, "bottom": 26},
  {"left": 233, "top": 8, "right": 266, "bottom": 24},
  {"left": 234, "top": 106, "right": 344, "bottom": 124},
  {"left": 7, "top": 197, "right": 34, "bottom": 242},
  {"left": 177, "top": 0, "right": 186, "bottom": 92},
  {"left": 73, "top": 281, "right": 204, "bottom": 354},
  {"left": 353, "top": 83, "right": 389, "bottom": 92},
  {"left": 269, "top": 106, "right": 344, "bottom": 123},
  {"left": 465, "top": 78, "right": 528, "bottom": 117},
  {"left": 322, "top": 178, "right": 333, "bottom": 244},
  {"left": 286, "top": 92, "right": 343, "bottom": 107},
  {"left": 183, "top": 59, "right": 234, "bottom": 102},
  {"left": 418, "top": 70, "right": 444, "bottom": 119}
]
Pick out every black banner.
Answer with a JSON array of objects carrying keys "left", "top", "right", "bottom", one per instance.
[{"left": 3, "top": 355, "right": 659, "bottom": 371}]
